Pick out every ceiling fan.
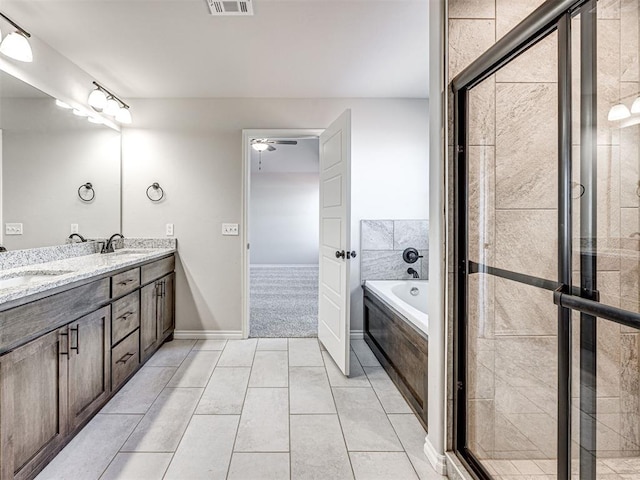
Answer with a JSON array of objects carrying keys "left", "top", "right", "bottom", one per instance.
[{"left": 251, "top": 139, "right": 298, "bottom": 152}]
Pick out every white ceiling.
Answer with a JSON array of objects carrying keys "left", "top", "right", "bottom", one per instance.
[{"left": 2, "top": 0, "right": 429, "bottom": 99}]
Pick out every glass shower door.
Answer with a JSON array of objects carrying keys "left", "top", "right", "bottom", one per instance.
[
  {"left": 453, "top": 0, "right": 640, "bottom": 479},
  {"left": 462, "top": 29, "right": 562, "bottom": 477}
]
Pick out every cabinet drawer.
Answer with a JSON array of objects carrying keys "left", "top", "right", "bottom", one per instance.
[
  {"left": 111, "top": 291, "right": 140, "bottom": 346},
  {"left": 141, "top": 256, "right": 175, "bottom": 285},
  {"left": 112, "top": 268, "right": 140, "bottom": 298},
  {"left": 111, "top": 330, "right": 140, "bottom": 390}
]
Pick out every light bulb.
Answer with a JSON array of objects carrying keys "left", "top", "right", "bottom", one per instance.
[
  {"left": 104, "top": 98, "right": 120, "bottom": 116},
  {"left": 72, "top": 108, "right": 88, "bottom": 117},
  {"left": 252, "top": 142, "right": 269, "bottom": 152},
  {"left": 0, "top": 31, "right": 33, "bottom": 62},
  {"left": 608, "top": 103, "right": 631, "bottom": 121},
  {"left": 115, "top": 106, "right": 132, "bottom": 124},
  {"left": 631, "top": 97, "right": 640, "bottom": 115},
  {"left": 55, "top": 99, "right": 72, "bottom": 109},
  {"left": 88, "top": 88, "right": 108, "bottom": 110}
]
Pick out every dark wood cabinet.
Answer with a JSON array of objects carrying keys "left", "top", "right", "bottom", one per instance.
[
  {"left": 0, "top": 328, "right": 68, "bottom": 480},
  {"left": 160, "top": 273, "right": 175, "bottom": 338},
  {"left": 141, "top": 273, "right": 175, "bottom": 361},
  {"left": 0, "top": 254, "right": 175, "bottom": 480},
  {"left": 67, "top": 306, "right": 111, "bottom": 431},
  {"left": 140, "top": 282, "right": 160, "bottom": 360}
]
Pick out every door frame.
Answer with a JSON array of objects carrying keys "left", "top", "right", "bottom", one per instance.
[{"left": 241, "top": 128, "right": 324, "bottom": 339}]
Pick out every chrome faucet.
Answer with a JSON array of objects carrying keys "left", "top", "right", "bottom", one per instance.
[
  {"left": 68, "top": 233, "right": 87, "bottom": 243},
  {"left": 102, "top": 233, "right": 124, "bottom": 253},
  {"left": 407, "top": 267, "right": 420, "bottom": 279}
]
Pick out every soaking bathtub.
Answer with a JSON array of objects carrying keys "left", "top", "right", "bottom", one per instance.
[{"left": 362, "top": 280, "right": 429, "bottom": 428}]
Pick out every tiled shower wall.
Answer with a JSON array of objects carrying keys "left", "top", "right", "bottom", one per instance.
[
  {"left": 360, "top": 220, "right": 429, "bottom": 282},
  {"left": 448, "top": 0, "right": 640, "bottom": 463}
]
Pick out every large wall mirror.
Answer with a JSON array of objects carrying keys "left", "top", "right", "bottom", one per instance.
[{"left": 0, "top": 70, "right": 121, "bottom": 250}]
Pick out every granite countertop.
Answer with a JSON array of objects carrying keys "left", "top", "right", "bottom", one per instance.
[{"left": 0, "top": 247, "right": 175, "bottom": 305}]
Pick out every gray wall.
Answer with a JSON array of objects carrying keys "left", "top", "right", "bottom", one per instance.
[
  {"left": 250, "top": 173, "right": 319, "bottom": 265},
  {"left": 121, "top": 98, "right": 429, "bottom": 334},
  {"left": 249, "top": 138, "right": 319, "bottom": 265}
]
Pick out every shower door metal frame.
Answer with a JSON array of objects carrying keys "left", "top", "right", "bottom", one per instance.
[{"left": 452, "top": 0, "right": 640, "bottom": 479}]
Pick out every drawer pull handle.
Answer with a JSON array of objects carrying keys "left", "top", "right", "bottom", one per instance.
[
  {"left": 116, "top": 352, "right": 135, "bottom": 364},
  {"left": 118, "top": 279, "right": 136, "bottom": 286},
  {"left": 70, "top": 325, "right": 79, "bottom": 354},
  {"left": 117, "top": 311, "right": 135, "bottom": 321},
  {"left": 59, "top": 331, "right": 69, "bottom": 356}
]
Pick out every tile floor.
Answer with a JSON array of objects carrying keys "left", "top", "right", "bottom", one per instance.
[{"left": 36, "top": 338, "right": 445, "bottom": 480}]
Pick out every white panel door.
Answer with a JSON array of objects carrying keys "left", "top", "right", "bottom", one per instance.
[{"left": 318, "top": 110, "right": 351, "bottom": 376}]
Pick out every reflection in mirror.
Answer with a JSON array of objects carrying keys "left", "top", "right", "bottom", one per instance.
[{"left": 0, "top": 70, "right": 121, "bottom": 250}]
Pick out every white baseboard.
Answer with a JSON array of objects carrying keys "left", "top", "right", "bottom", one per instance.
[
  {"left": 176, "top": 330, "right": 363, "bottom": 341},
  {"left": 350, "top": 330, "right": 364, "bottom": 340},
  {"left": 174, "top": 330, "right": 243, "bottom": 340},
  {"left": 424, "top": 438, "right": 447, "bottom": 475}
]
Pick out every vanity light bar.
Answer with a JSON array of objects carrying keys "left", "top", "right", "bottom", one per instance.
[
  {"left": 0, "top": 12, "right": 33, "bottom": 63},
  {"left": 91, "top": 81, "right": 129, "bottom": 109},
  {"left": 90, "top": 81, "right": 132, "bottom": 124}
]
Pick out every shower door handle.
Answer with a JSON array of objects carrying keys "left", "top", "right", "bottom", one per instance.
[{"left": 335, "top": 250, "right": 345, "bottom": 259}]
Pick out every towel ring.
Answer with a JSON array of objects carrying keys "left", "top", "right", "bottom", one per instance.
[
  {"left": 78, "top": 182, "right": 95, "bottom": 202},
  {"left": 146, "top": 182, "right": 164, "bottom": 202}
]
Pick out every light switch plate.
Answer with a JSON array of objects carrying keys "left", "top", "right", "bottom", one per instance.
[
  {"left": 166, "top": 223, "right": 174, "bottom": 236},
  {"left": 6, "top": 223, "right": 23, "bottom": 235},
  {"left": 222, "top": 223, "right": 239, "bottom": 236},
  {"left": 70, "top": 224, "right": 79, "bottom": 234}
]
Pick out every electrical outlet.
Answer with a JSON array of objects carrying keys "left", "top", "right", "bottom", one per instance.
[
  {"left": 5, "top": 223, "right": 23, "bottom": 235},
  {"left": 70, "top": 224, "right": 79, "bottom": 234},
  {"left": 222, "top": 223, "right": 239, "bottom": 236},
  {"left": 166, "top": 223, "right": 174, "bottom": 236}
]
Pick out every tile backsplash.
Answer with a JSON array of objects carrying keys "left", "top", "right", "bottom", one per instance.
[{"left": 360, "top": 220, "right": 429, "bottom": 282}]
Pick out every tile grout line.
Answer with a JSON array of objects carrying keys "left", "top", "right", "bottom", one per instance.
[
  {"left": 386, "top": 416, "right": 424, "bottom": 479},
  {"left": 161, "top": 342, "right": 224, "bottom": 479},
  {"left": 98, "top": 339, "right": 198, "bottom": 479},
  {"left": 362, "top": 362, "right": 413, "bottom": 416},
  {"left": 96, "top": 413, "right": 146, "bottom": 480},
  {"left": 225, "top": 339, "right": 259, "bottom": 480},
  {"left": 325, "top": 343, "right": 358, "bottom": 480},
  {"left": 195, "top": 345, "right": 223, "bottom": 392}
]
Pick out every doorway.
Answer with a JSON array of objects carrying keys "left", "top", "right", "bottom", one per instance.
[
  {"left": 242, "top": 112, "right": 354, "bottom": 376},
  {"left": 247, "top": 134, "right": 320, "bottom": 337},
  {"left": 453, "top": 1, "right": 640, "bottom": 479}
]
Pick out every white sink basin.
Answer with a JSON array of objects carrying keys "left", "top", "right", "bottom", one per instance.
[{"left": 0, "top": 271, "right": 72, "bottom": 289}]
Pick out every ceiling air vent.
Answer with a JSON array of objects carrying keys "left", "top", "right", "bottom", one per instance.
[{"left": 206, "top": 0, "right": 254, "bottom": 16}]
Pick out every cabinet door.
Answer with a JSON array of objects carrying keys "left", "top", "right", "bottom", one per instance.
[
  {"left": 0, "top": 328, "right": 68, "bottom": 480},
  {"left": 68, "top": 306, "right": 111, "bottom": 431},
  {"left": 141, "top": 282, "right": 159, "bottom": 360},
  {"left": 160, "top": 273, "right": 175, "bottom": 338}
]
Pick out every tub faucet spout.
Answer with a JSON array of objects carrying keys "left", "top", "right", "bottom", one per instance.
[{"left": 407, "top": 267, "right": 419, "bottom": 279}]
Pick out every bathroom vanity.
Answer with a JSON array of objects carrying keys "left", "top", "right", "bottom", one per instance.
[{"left": 0, "top": 248, "right": 175, "bottom": 480}]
